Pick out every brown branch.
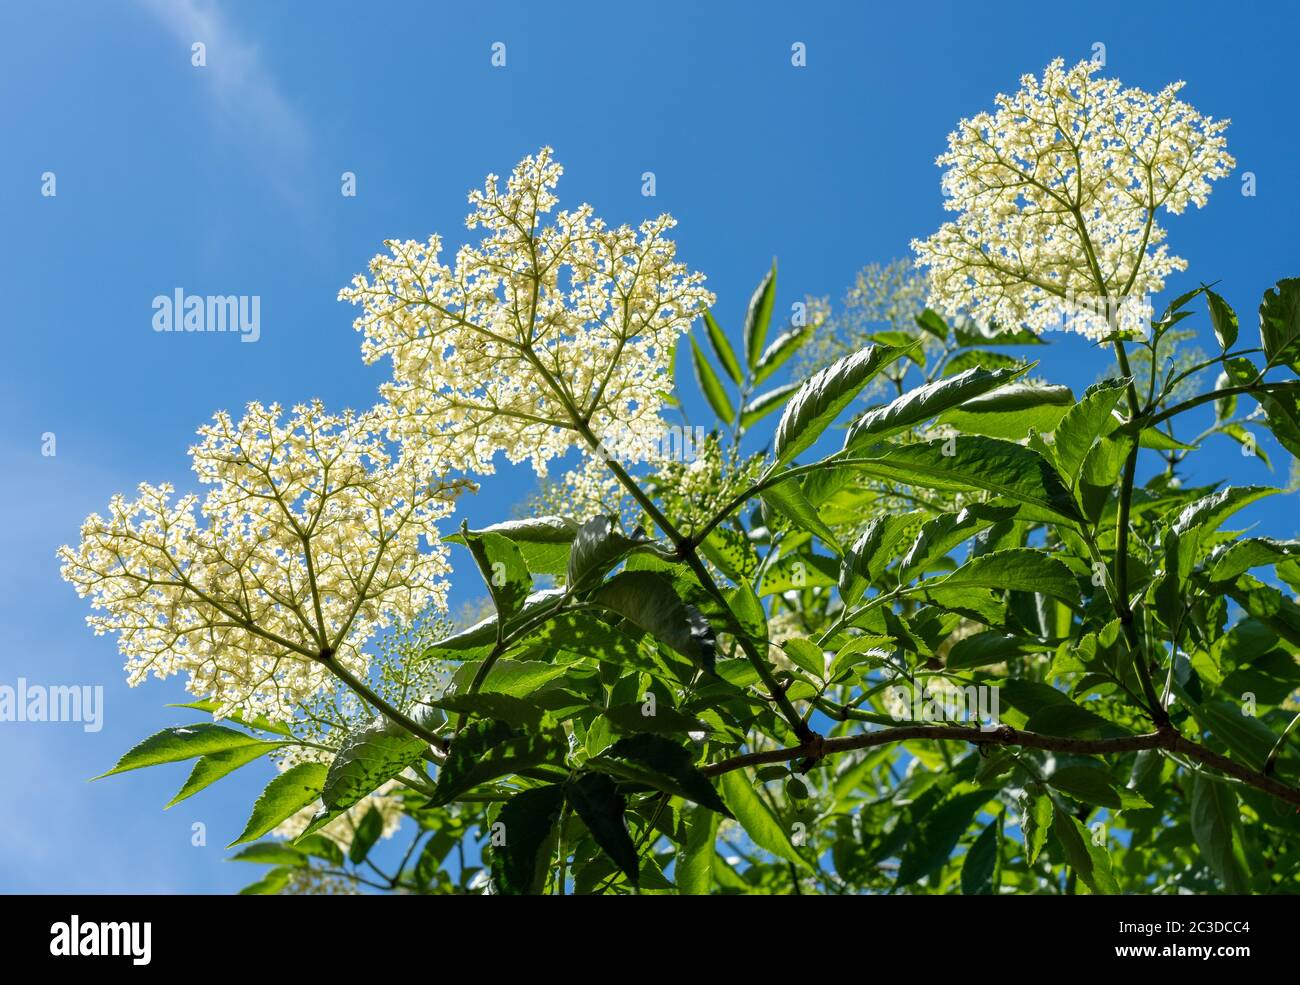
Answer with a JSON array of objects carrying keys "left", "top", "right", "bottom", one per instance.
[{"left": 700, "top": 724, "right": 1300, "bottom": 807}]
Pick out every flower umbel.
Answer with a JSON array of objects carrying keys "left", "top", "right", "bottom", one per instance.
[
  {"left": 340, "top": 147, "right": 714, "bottom": 476},
  {"left": 913, "top": 58, "right": 1234, "bottom": 339},
  {"left": 58, "top": 400, "right": 468, "bottom": 721}
]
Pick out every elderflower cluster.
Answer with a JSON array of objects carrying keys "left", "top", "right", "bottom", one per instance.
[
  {"left": 531, "top": 454, "right": 635, "bottom": 526},
  {"left": 340, "top": 147, "right": 714, "bottom": 477},
  {"left": 57, "top": 401, "right": 467, "bottom": 721},
  {"left": 638, "top": 432, "right": 766, "bottom": 538},
  {"left": 913, "top": 58, "right": 1234, "bottom": 339}
]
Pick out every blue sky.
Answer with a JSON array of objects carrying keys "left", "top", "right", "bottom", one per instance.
[{"left": 1, "top": 0, "right": 1296, "bottom": 892}]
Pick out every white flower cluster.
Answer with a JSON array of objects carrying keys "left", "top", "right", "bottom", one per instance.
[
  {"left": 913, "top": 58, "right": 1234, "bottom": 339},
  {"left": 340, "top": 147, "right": 714, "bottom": 476},
  {"left": 58, "top": 401, "right": 466, "bottom": 721}
]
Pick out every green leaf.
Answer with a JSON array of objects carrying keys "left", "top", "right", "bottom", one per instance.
[
  {"left": 1001, "top": 679, "right": 1121, "bottom": 737},
  {"left": 915, "top": 308, "right": 949, "bottom": 339},
  {"left": 429, "top": 719, "right": 564, "bottom": 807},
  {"left": 719, "top": 770, "right": 812, "bottom": 869},
  {"left": 1022, "top": 790, "right": 1053, "bottom": 865},
  {"left": 961, "top": 821, "right": 999, "bottom": 895},
  {"left": 227, "top": 842, "right": 306, "bottom": 866},
  {"left": 603, "top": 701, "right": 709, "bottom": 735},
  {"left": 1048, "top": 766, "right": 1126, "bottom": 810},
  {"left": 754, "top": 325, "right": 808, "bottom": 384},
  {"left": 937, "top": 548, "right": 1079, "bottom": 605},
  {"left": 296, "top": 834, "right": 344, "bottom": 866},
  {"left": 231, "top": 762, "right": 328, "bottom": 847},
  {"left": 449, "top": 516, "right": 580, "bottom": 577},
  {"left": 690, "top": 334, "right": 735, "bottom": 423},
  {"left": 431, "top": 692, "right": 548, "bottom": 730},
  {"left": 320, "top": 714, "right": 431, "bottom": 812},
  {"left": 900, "top": 503, "right": 1018, "bottom": 579},
  {"left": 445, "top": 657, "right": 571, "bottom": 698},
  {"left": 936, "top": 383, "right": 1074, "bottom": 440},
  {"left": 167, "top": 699, "right": 293, "bottom": 736},
  {"left": 1171, "top": 485, "right": 1277, "bottom": 537},
  {"left": 1052, "top": 812, "right": 1118, "bottom": 894},
  {"left": 348, "top": 805, "right": 384, "bottom": 864},
  {"left": 567, "top": 772, "right": 639, "bottom": 885},
  {"left": 743, "top": 262, "right": 778, "bottom": 370},
  {"left": 422, "top": 588, "right": 567, "bottom": 661},
  {"left": 761, "top": 474, "right": 843, "bottom": 555},
  {"left": 491, "top": 784, "right": 565, "bottom": 895},
  {"left": 703, "top": 309, "right": 743, "bottom": 384},
  {"left": 1259, "top": 387, "right": 1300, "bottom": 457},
  {"left": 896, "top": 790, "right": 989, "bottom": 886},
  {"left": 740, "top": 381, "right": 800, "bottom": 430},
  {"left": 839, "top": 511, "right": 923, "bottom": 604},
  {"left": 567, "top": 515, "right": 652, "bottom": 592},
  {"left": 457, "top": 527, "right": 531, "bottom": 621},
  {"left": 836, "top": 436, "right": 1081, "bottom": 524},
  {"left": 1189, "top": 772, "right": 1251, "bottom": 893},
  {"left": 521, "top": 611, "right": 645, "bottom": 668},
  {"left": 844, "top": 365, "right": 1028, "bottom": 447},
  {"left": 1210, "top": 538, "right": 1300, "bottom": 582},
  {"left": 773, "top": 343, "right": 907, "bottom": 466},
  {"left": 97, "top": 724, "right": 269, "bottom": 778},
  {"left": 1207, "top": 288, "right": 1239, "bottom": 351},
  {"left": 727, "top": 582, "right": 768, "bottom": 646},
  {"left": 166, "top": 741, "right": 282, "bottom": 808},
  {"left": 591, "top": 570, "right": 716, "bottom": 670},
  {"left": 782, "top": 638, "right": 827, "bottom": 679},
  {"left": 758, "top": 551, "right": 838, "bottom": 596},
  {"left": 945, "top": 631, "right": 1050, "bottom": 671},
  {"left": 1051, "top": 378, "right": 1127, "bottom": 481},
  {"left": 1078, "top": 432, "right": 1134, "bottom": 523},
  {"left": 677, "top": 806, "right": 720, "bottom": 894},
  {"left": 238, "top": 867, "right": 292, "bottom": 895},
  {"left": 1259, "top": 277, "right": 1300, "bottom": 372},
  {"left": 601, "top": 734, "right": 730, "bottom": 815},
  {"left": 1190, "top": 699, "right": 1277, "bottom": 770}
]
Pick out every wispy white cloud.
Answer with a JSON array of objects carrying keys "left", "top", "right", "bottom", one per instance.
[{"left": 135, "top": 0, "right": 309, "bottom": 158}]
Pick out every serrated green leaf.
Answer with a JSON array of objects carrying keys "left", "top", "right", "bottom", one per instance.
[
  {"left": 491, "top": 784, "right": 565, "bottom": 895},
  {"left": 567, "top": 772, "right": 639, "bottom": 885},
  {"left": 702, "top": 309, "right": 742, "bottom": 384},
  {"left": 320, "top": 714, "right": 430, "bottom": 813},
  {"left": 719, "top": 770, "right": 812, "bottom": 870},
  {"left": 743, "top": 263, "right": 778, "bottom": 370},
  {"left": 166, "top": 741, "right": 282, "bottom": 808},
  {"left": 449, "top": 516, "right": 580, "bottom": 577},
  {"left": 1207, "top": 288, "right": 1239, "bottom": 351},
  {"left": 773, "top": 344, "right": 906, "bottom": 465},
  {"left": 1259, "top": 277, "right": 1300, "bottom": 372},
  {"left": 231, "top": 762, "right": 328, "bottom": 847},
  {"left": 1051, "top": 378, "right": 1127, "bottom": 481},
  {"left": 97, "top": 724, "right": 268, "bottom": 778},
  {"left": 740, "top": 381, "right": 800, "bottom": 430},
  {"left": 690, "top": 334, "right": 735, "bottom": 423},
  {"left": 677, "top": 806, "right": 719, "bottom": 894},
  {"left": 761, "top": 473, "right": 843, "bottom": 555},
  {"left": 845, "top": 365, "right": 1028, "bottom": 448},
  {"left": 1189, "top": 772, "right": 1251, "bottom": 893},
  {"left": 591, "top": 570, "right": 716, "bottom": 671},
  {"left": 937, "top": 548, "right": 1079, "bottom": 605}
]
